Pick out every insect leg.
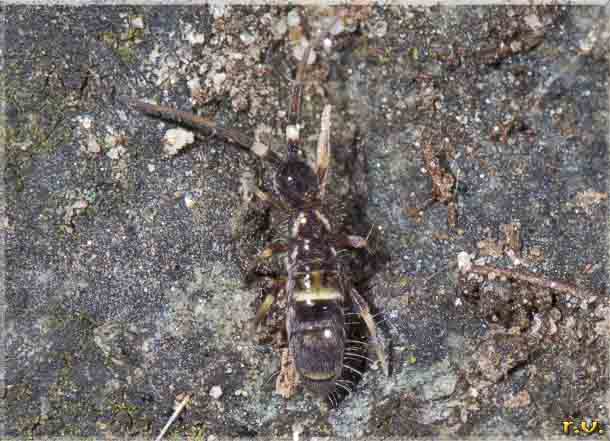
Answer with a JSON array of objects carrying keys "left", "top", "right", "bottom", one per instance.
[
  {"left": 253, "top": 292, "right": 275, "bottom": 327},
  {"left": 335, "top": 234, "right": 368, "bottom": 249},
  {"left": 252, "top": 285, "right": 284, "bottom": 328},
  {"left": 257, "top": 243, "right": 290, "bottom": 260},
  {"left": 316, "top": 104, "right": 332, "bottom": 198},
  {"left": 335, "top": 224, "right": 380, "bottom": 254},
  {"left": 348, "top": 288, "right": 389, "bottom": 376}
]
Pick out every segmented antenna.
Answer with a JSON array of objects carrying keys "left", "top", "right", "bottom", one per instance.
[{"left": 286, "top": 16, "right": 340, "bottom": 157}]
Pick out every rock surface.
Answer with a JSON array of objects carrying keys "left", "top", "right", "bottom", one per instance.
[{"left": 4, "top": 4, "right": 608, "bottom": 439}]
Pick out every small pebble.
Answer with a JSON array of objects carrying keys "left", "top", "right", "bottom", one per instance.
[
  {"left": 131, "top": 16, "right": 144, "bottom": 29},
  {"left": 209, "top": 385, "right": 223, "bottom": 399},
  {"left": 212, "top": 72, "right": 226, "bottom": 92},
  {"left": 272, "top": 17, "right": 287, "bottom": 39},
  {"left": 234, "top": 389, "right": 248, "bottom": 397},
  {"left": 163, "top": 128, "right": 194, "bottom": 157},
  {"left": 210, "top": 5, "right": 226, "bottom": 19},
  {"left": 370, "top": 20, "right": 388, "bottom": 38},
  {"left": 292, "top": 39, "right": 316, "bottom": 65},
  {"left": 240, "top": 31, "right": 256, "bottom": 46},
  {"left": 187, "top": 77, "right": 201, "bottom": 94},
  {"left": 87, "top": 135, "right": 101, "bottom": 154},
  {"left": 287, "top": 9, "right": 300, "bottom": 27},
  {"left": 184, "top": 192, "right": 199, "bottom": 209},
  {"left": 322, "top": 37, "right": 333, "bottom": 54}
]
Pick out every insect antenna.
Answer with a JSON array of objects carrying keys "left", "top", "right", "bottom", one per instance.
[{"left": 286, "top": 16, "right": 340, "bottom": 155}]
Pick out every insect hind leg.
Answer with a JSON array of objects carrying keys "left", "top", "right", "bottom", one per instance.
[{"left": 348, "top": 288, "right": 389, "bottom": 376}]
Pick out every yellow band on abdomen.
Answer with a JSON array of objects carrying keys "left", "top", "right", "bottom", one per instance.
[{"left": 294, "top": 288, "right": 342, "bottom": 302}]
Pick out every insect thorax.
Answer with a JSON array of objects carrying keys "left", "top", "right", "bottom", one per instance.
[{"left": 274, "top": 159, "right": 319, "bottom": 207}]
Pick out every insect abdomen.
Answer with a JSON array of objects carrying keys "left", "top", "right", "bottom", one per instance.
[{"left": 288, "top": 271, "right": 346, "bottom": 395}]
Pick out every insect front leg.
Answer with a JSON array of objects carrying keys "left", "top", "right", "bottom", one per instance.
[
  {"left": 252, "top": 285, "right": 285, "bottom": 329},
  {"left": 252, "top": 188, "right": 288, "bottom": 212},
  {"left": 245, "top": 242, "right": 290, "bottom": 283},
  {"left": 348, "top": 288, "right": 389, "bottom": 376}
]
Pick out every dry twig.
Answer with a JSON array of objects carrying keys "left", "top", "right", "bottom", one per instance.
[
  {"left": 468, "top": 264, "right": 597, "bottom": 300},
  {"left": 155, "top": 394, "right": 191, "bottom": 441},
  {"left": 407, "top": 137, "right": 457, "bottom": 227}
]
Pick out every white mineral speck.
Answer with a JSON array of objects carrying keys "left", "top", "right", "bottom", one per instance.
[
  {"left": 185, "top": 29, "right": 205, "bottom": 45},
  {"left": 163, "top": 128, "right": 195, "bottom": 157},
  {"left": 272, "top": 17, "right": 287, "bottom": 39},
  {"left": 370, "top": 20, "right": 388, "bottom": 38},
  {"left": 79, "top": 115, "right": 93, "bottom": 130},
  {"left": 131, "top": 16, "right": 144, "bottom": 29},
  {"left": 87, "top": 134, "right": 101, "bottom": 154},
  {"left": 287, "top": 9, "right": 301, "bottom": 27},
  {"left": 457, "top": 251, "right": 473, "bottom": 273},
  {"left": 107, "top": 145, "right": 126, "bottom": 160},
  {"left": 524, "top": 14, "right": 543, "bottom": 31},
  {"left": 184, "top": 191, "right": 200, "bottom": 209},
  {"left": 252, "top": 140, "right": 269, "bottom": 158},
  {"left": 323, "top": 37, "right": 333, "bottom": 54},
  {"left": 286, "top": 124, "right": 299, "bottom": 141},
  {"left": 187, "top": 77, "right": 201, "bottom": 95},
  {"left": 240, "top": 30, "right": 256, "bottom": 46},
  {"left": 212, "top": 72, "right": 226, "bottom": 93},
  {"left": 210, "top": 5, "right": 226, "bottom": 19},
  {"left": 209, "top": 385, "right": 223, "bottom": 399},
  {"left": 292, "top": 39, "right": 316, "bottom": 65}
]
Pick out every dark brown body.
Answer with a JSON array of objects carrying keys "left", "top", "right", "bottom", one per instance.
[
  {"left": 276, "top": 158, "right": 347, "bottom": 396},
  {"left": 127, "top": 21, "right": 387, "bottom": 402}
]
